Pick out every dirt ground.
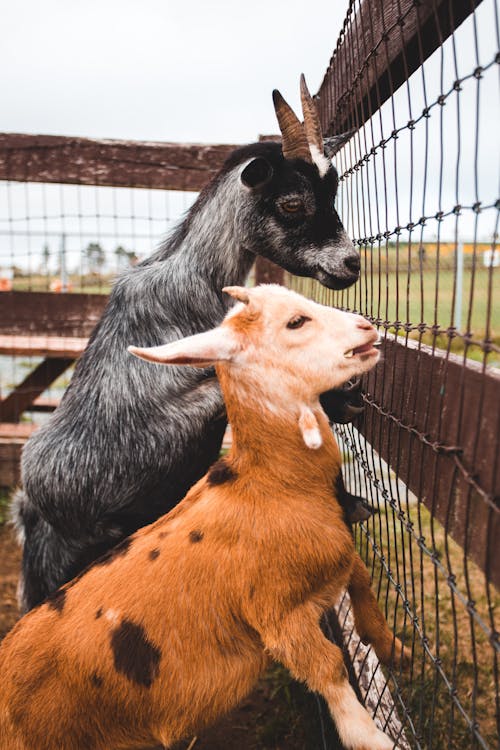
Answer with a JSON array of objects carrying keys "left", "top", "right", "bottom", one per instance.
[{"left": 0, "top": 522, "right": 327, "bottom": 750}]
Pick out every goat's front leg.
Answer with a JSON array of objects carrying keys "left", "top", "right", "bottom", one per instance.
[
  {"left": 348, "top": 553, "right": 411, "bottom": 669},
  {"left": 260, "top": 603, "right": 397, "bottom": 750}
]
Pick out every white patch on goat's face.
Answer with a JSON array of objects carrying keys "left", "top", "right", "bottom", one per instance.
[{"left": 309, "top": 143, "right": 331, "bottom": 178}]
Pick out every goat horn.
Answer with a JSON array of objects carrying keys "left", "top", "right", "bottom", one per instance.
[
  {"left": 272, "top": 89, "right": 311, "bottom": 163},
  {"left": 300, "top": 74, "right": 324, "bottom": 154}
]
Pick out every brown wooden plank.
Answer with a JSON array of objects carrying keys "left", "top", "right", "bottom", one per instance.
[
  {"left": 0, "top": 358, "right": 73, "bottom": 422},
  {"left": 254, "top": 257, "right": 285, "bottom": 285},
  {"left": 359, "top": 336, "right": 500, "bottom": 587},
  {"left": 317, "top": 0, "right": 483, "bottom": 135},
  {"left": 0, "top": 440, "right": 23, "bottom": 487},
  {"left": 0, "top": 134, "right": 240, "bottom": 192},
  {"left": 0, "top": 423, "right": 37, "bottom": 440},
  {"left": 0, "top": 291, "right": 107, "bottom": 338},
  {"left": 0, "top": 335, "right": 86, "bottom": 358},
  {"left": 30, "top": 397, "right": 60, "bottom": 412}
]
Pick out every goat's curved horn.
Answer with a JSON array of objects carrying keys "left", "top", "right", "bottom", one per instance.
[
  {"left": 300, "top": 74, "right": 323, "bottom": 154},
  {"left": 272, "top": 89, "right": 311, "bottom": 163}
]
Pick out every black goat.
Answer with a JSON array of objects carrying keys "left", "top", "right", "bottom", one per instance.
[{"left": 14, "top": 77, "right": 366, "bottom": 612}]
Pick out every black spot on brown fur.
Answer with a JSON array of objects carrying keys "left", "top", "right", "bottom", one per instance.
[
  {"left": 249, "top": 585, "right": 255, "bottom": 599},
  {"left": 207, "top": 458, "right": 237, "bottom": 486},
  {"left": 158, "top": 531, "right": 169, "bottom": 539},
  {"left": 95, "top": 607, "right": 103, "bottom": 619},
  {"left": 94, "top": 537, "right": 132, "bottom": 567},
  {"left": 149, "top": 548, "right": 160, "bottom": 560},
  {"left": 110, "top": 619, "right": 161, "bottom": 688},
  {"left": 46, "top": 587, "right": 66, "bottom": 613},
  {"left": 189, "top": 530, "right": 204, "bottom": 543},
  {"left": 90, "top": 671, "right": 103, "bottom": 687}
]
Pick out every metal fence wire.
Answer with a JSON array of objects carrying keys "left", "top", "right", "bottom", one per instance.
[
  {"left": 287, "top": 0, "right": 499, "bottom": 748},
  {"left": 0, "top": 1, "right": 498, "bottom": 749}
]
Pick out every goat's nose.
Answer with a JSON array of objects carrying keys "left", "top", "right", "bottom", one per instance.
[
  {"left": 344, "top": 253, "right": 360, "bottom": 275},
  {"left": 355, "top": 317, "right": 373, "bottom": 331}
]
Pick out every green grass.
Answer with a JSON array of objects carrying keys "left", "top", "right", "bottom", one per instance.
[
  {"left": 288, "top": 263, "right": 499, "bottom": 366},
  {"left": 0, "top": 489, "right": 10, "bottom": 525},
  {"left": 10, "top": 273, "right": 112, "bottom": 295},
  {"left": 358, "top": 502, "right": 499, "bottom": 749}
]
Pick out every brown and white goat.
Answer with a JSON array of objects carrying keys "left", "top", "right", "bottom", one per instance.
[{"left": 0, "top": 285, "right": 409, "bottom": 750}]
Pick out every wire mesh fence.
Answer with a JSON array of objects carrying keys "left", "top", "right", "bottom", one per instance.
[
  {"left": 0, "top": 177, "right": 201, "bottom": 490},
  {"left": 286, "top": 0, "right": 499, "bottom": 747},
  {"left": 0, "top": 180, "right": 197, "bottom": 293}
]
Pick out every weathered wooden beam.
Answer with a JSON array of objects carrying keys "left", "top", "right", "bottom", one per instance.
[
  {"left": 254, "top": 257, "right": 285, "bottom": 286},
  {"left": 0, "top": 440, "right": 22, "bottom": 488},
  {"left": 316, "top": 0, "right": 484, "bottom": 135},
  {"left": 0, "top": 335, "right": 87, "bottom": 358},
  {"left": 29, "top": 397, "right": 60, "bottom": 413},
  {"left": 0, "top": 424, "right": 38, "bottom": 487},
  {"left": 0, "top": 134, "right": 241, "bottom": 192},
  {"left": 0, "top": 358, "right": 74, "bottom": 423},
  {"left": 0, "top": 423, "right": 38, "bottom": 440},
  {"left": 360, "top": 335, "right": 500, "bottom": 588},
  {"left": 0, "top": 292, "right": 108, "bottom": 338}
]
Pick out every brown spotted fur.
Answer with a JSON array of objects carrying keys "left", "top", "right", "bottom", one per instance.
[{"left": 0, "top": 286, "right": 409, "bottom": 750}]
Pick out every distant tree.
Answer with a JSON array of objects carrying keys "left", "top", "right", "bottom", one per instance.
[
  {"left": 41, "top": 243, "right": 50, "bottom": 275},
  {"left": 114, "top": 245, "right": 138, "bottom": 268},
  {"left": 85, "top": 242, "right": 106, "bottom": 273}
]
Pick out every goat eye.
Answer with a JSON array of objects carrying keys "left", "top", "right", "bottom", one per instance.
[
  {"left": 281, "top": 199, "right": 303, "bottom": 213},
  {"left": 286, "top": 315, "right": 310, "bottom": 330}
]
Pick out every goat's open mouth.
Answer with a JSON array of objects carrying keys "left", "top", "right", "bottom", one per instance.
[{"left": 344, "top": 340, "right": 381, "bottom": 358}]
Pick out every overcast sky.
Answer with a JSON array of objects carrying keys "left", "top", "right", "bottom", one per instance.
[
  {"left": 1, "top": 0, "right": 350, "bottom": 143},
  {"left": 0, "top": 0, "right": 497, "bottom": 270}
]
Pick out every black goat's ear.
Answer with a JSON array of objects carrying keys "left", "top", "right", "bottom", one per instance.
[
  {"left": 324, "top": 130, "right": 356, "bottom": 158},
  {"left": 240, "top": 157, "right": 273, "bottom": 189}
]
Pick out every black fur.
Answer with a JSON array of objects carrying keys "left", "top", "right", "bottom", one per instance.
[
  {"left": 334, "top": 472, "right": 375, "bottom": 526},
  {"left": 45, "top": 588, "right": 66, "bottom": 614},
  {"left": 207, "top": 458, "right": 237, "bottom": 486},
  {"left": 110, "top": 620, "right": 161, "bottom": 688},
  {"left": 90, "top": 672, "right": 103, "bottom": 688}
]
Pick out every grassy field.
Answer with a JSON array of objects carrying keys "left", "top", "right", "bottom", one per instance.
[
  {"left": 359, "top": 501, "right": 499, "bottom": 749},
  {"left": 9, "top": 273, "right": 113, "bottom": 295},
  {"left": 290, "top": 263, "right": 499, "bottom": 366}
]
